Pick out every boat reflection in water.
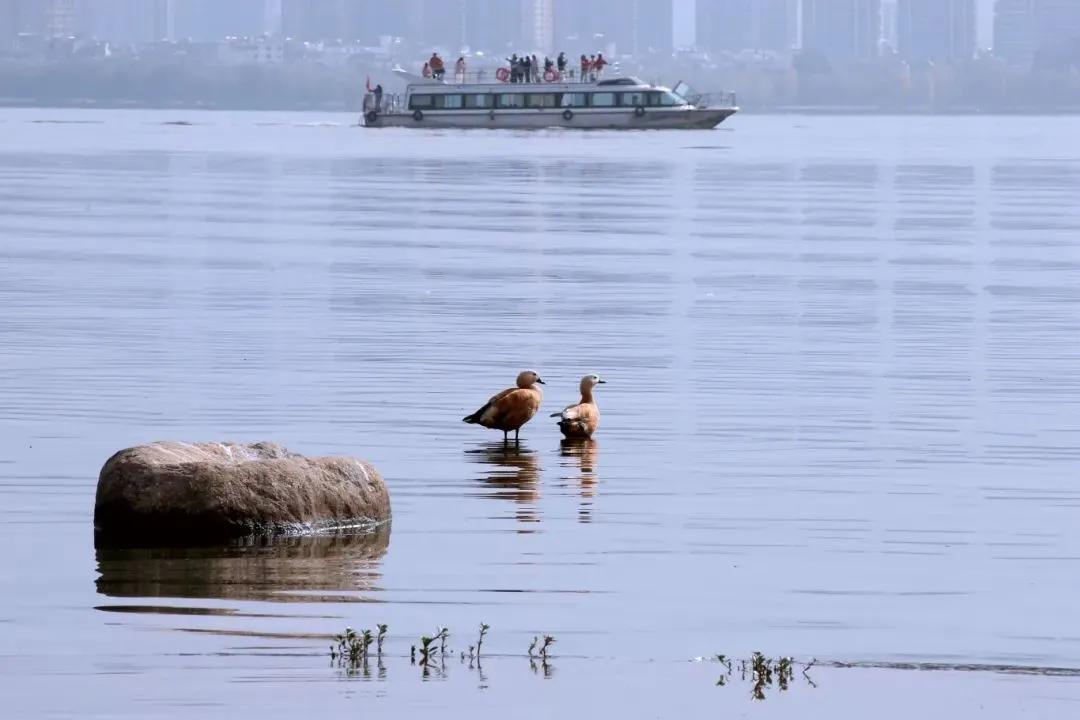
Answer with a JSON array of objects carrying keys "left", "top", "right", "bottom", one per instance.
[
  {"left": 95, "top": 525, "right": 390, "bottom": 602},
  {"left": 467, "top": 442, "right": 541, "bottom": 530}
]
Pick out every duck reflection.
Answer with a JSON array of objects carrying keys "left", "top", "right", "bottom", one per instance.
[
  {"left": 467, "top": 442, "right": 541, "bottom": 529},
  {"left": 95, "top": 524, "right": 390, "bottom": 602},
  {"left": 560, "top": 439, "right": 599, "bottom": 523}
]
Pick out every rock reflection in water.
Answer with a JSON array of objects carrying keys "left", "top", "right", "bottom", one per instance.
[
  {"left": 467, "top": 443, "right": 541, "bottom": 530},
  {"left": 95, "top": 525, "right": 389, "bottom": 602},
  {"left": 559, "top": 439, "right": 599, "bottom": 524}
]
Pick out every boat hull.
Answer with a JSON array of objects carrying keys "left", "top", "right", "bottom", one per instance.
[{"left": 364, "top": 107, "right": 736, "bottom": 130}]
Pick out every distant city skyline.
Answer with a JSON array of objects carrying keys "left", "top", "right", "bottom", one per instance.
[{"left": 0, "top": 0, "right": 1075, "bottom": 68}]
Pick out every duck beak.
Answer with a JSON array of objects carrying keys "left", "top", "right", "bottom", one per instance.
[
  {"left": 598, "top": 379, "right": 607, "bottom": 384},
  {"left": 537, "top": 378, "right": 546, "bottom": 385}
]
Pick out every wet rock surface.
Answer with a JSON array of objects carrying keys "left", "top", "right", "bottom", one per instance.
[{"left": 94, "top": 441, "right": 390, "bottom": 544}]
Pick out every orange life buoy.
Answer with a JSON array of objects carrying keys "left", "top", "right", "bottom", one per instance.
[
  {"left": 544, "top": 69, "right": 558, "bottom": 83},
  {"left": 496, "top": 67, "right": 510, "bottom": 83}
]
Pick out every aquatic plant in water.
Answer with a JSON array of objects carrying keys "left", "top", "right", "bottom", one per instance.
[
  {"left": 377, "top": 624, "right": 388, "bottom": 654},
  {"left": 418, "top": 635, "right": 438, "bottom": 667},
  {"left": 477, "top": 623, "right": 490, "bottom": 657},
  {"left": 330, "top": 627, "right": 365, "bottom": 664},
  {"left": 713, "top": 652, "right": 815, "bottom": 700},
  {"left": 437, "top": 627, "right": 450, "bottom": 656}
]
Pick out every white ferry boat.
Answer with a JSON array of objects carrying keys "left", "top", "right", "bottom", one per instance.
[{"left": 362, "top": 70, "right": 737, "bottom": 130}]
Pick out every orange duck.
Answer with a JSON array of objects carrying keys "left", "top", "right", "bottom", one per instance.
[
  {"left": 552, "top": 374, "right": 605, "bottom": 439},
  {"left": 463, "top": 370, "right": 545, "bottom": 443}
]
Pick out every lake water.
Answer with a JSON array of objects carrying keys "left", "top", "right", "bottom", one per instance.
[{"left": 1, "top": 109, "right": 1079, "bottom": 718}]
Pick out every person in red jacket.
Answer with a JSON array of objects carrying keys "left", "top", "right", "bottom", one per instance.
[
  {"left": 593, "top": 53, "right": 608, "bottom": 80},
  {"left": 579, "top": 54, "right": 590, "bottom": 83},
  {"left": 429, "top": 53, "right": 445, "bottom": 80}
]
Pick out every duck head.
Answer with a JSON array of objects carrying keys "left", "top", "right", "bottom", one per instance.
[
  {"left": 580, "top": 374, "right": 606, "bottom": 393},
  {"left": 517, "top": 370, "right": 545, "bottom": 388}
]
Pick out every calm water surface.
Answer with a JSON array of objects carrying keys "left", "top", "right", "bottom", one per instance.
[{"left": 1, "top": 110, "right": 1079, "bottom": 717}]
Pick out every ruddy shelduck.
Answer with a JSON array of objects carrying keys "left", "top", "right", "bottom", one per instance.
[
  {"left": 552, "top": 374, "right": 605, "bottom": 439},
  {"left": 463, "top": 370, "right": 545, "bottom": 443}
]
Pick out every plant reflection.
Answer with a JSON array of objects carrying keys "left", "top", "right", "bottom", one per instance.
[{"left": 715, "top": 653, "right": 815, "bottom": 701}]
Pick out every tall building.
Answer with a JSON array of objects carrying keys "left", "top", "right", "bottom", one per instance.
[
  {"left": 171, "top": 0, "right": 263, "bottom": 40},
  {"left": 0, "top": 0, "right": 44, "bottom": 38},
  {"left": 802, "top": 0, "right": 882, "bottom": 62},
  {"left": 621, "top": 0, "right": 673, "bottom": 55},
  {"left": 695, "top": 0, "right": 797, "bottom": 54},
  {"left": 465, "top": 0, "right": 522, "bottom": 52},
  {"left": 521, "top": 0, "right": 553, "bottom": 52},
  {"left": 77, "top": 0, "right": 173, "bottom": 43},
  {"left": 0, "top": 0, "right": 19, "bottom": 47},
  {"left": 898, "top": 0, "right": 976, "bottom": 62},
  {"left": 994, "top": 0, "right": 1080, "bottom": 65},
  {"left": 46, "top": 0, "right": 78, "bottom": 37},
  {"left": 882, "top": 0, "right": 899, "bottom": 48},
  {"left": 993, "top": 0, "right": 1034, "bottom": 63},
  {"left": 279, "top": 1, "right": 524, "bottom": 50},
  {"left": 1033, "top": 0, "right": 1080, "bottom": 55},
  {"left": 282, "top": 0, "right": 357, "bottom": 40},
  {"left": 556, "top": 0, "right": 671, "bottom": 55}
]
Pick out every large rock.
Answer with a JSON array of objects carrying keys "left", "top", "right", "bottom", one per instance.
[{"left": 94, "top": 441, "right": 390, "bottom": 543}]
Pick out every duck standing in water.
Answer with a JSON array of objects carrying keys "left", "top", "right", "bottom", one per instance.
[
  {"left": 463, "top": 370, "right": 545, "bottom": 443},
  {"left": 553, "top": 374, "right": 605, "bottom": 439}
]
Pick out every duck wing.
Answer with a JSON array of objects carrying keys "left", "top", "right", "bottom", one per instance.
[
  {"left": 463, "top": 386, "right": 517, "bottom": 424},
  {"left": 551, "top": 402, "right": 583, "bottom": 419},
  {"left": 490, "top": 388, "right": 542, "bottom": 430}
]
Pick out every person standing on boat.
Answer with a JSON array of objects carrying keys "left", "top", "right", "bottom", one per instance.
[
  {"left": 557, "top": 52, "right": 567, "bottom": 78},
  {"left": 593, "top": 53, "right": 608, "bottom": 80},
  {"left": 522, "top": 55, "right": 532, "bottom": 83},
  {"left": 422, "top": 62, "right": 432, "bottom": 79},
  {"left": 508, "top": 54, "right": 519, "bottom": 83},
  {"left": 532, "top": 55, "right": 540, "bottom": 82},
  {"left": 373, "top": 84, "right": 383, "bottom": 111},
  {"left": 455, "top": 56, "right": 467, "bottom": 83},
  {"left": 579, "top": 54, "right": 589, "bottom": 82},
  {"left": 430, "top": 52, "right": 445, "bottom": 80}
]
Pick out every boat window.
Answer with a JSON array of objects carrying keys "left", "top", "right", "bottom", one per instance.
[
  {"left": 464, "top": 94, "right": 493, "bottom": 109},
  {"left": 496, "top": 94, "right": 524, "bottom": 108},
  {"left": 526, "top": 93, "right": 559, "bottom": 108},
  {"left": 438, "top": 94, "right": 464, "bottom": 109},
  {"left": 647, "top": 91, "right": 681, "bottom": 107},
  {"left": 409, "top": 94, "right": 435, "bottom": 110},
  {"left": 620, "top": 91, "right": 646, "bottom": 107},
  {"left": 589, "top": 92, "right": 616, "bottom": 108},
  {"left": 561, "top": 93, "right": 587, "bottom": 107}
]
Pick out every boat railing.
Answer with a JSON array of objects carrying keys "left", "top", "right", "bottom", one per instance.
[
  {"left": 693, "top": 91, "right": 738, "bottom": 108},
  {"left": 363, "top": 93, "right": 407, "bottom": 116},
  {"left": 411, "top": 68, "right": 607, "bottom": 85}
]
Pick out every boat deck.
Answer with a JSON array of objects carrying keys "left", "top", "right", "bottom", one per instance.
[{"left": 361, "top": 72, "right": 737, "bottom": 130}]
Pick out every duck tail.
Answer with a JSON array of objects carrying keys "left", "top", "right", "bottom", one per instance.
[{"left": 463, "top": 402, "right": 490, "bottom": 424}]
